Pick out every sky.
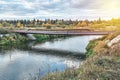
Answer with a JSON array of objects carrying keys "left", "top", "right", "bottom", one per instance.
[{"left": 0, "top": 0, "right": 120, "bottom": 20}]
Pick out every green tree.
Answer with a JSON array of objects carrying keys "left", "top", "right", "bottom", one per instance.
[{"left": 2, "top": 22, "right": 10, "bottom": 27}]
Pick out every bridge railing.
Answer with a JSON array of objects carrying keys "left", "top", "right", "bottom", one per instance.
[{"left": 12, "top": 29, "right": 114, "bottom": 35}]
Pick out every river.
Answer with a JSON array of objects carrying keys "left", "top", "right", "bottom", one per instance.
[{"left": 0, "top": 35, "right": 102, "bottom": 80}]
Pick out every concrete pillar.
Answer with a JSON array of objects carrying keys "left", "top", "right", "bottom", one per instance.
[{"left": 26, "top": 34, "right": 36, "bottom": 40}]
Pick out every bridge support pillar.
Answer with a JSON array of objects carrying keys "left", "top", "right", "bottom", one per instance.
[{"left": 26, "top": 34, "right": 36, "bottom": 40}]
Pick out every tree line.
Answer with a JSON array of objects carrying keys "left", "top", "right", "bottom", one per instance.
[{"left": 0, "top": 18, "right": 120, "bottom": 30}]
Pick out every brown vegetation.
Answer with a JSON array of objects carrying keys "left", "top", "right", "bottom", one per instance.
[
  {"left": 41, "top": 32, "right": 120, "bottom": 80},
  {"left": 0, "top": 18, "right": 120, "bottom": 30}
]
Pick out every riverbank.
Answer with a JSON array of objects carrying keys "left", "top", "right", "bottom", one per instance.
[
  {"left": 41, "top": 32, "right": 120, "bottom": 80},
  {"left": 0, "top": 28, "right": 54, "bottom": 45},
  {"left": 34, "top": 34, "right": 67, "bottom": 43},
  {"left": 0, "top": 32, "right": 68, "bottom": 50},
  {"left": 0, "top": 33, "right": 28, "bottom": 45},
  {"left": 0, "top": 28, "right": 28, "bottom": 46}
]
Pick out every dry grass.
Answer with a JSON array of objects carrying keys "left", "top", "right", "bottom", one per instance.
[
  {"left": 40, "top": 32, "right": 120, "bottom": 80},
  {"left": 78, "top": 55, "right": 120, "bottom": 80},
  {"left": 41, "top": 55, "right": 120, "bottom": 80}
]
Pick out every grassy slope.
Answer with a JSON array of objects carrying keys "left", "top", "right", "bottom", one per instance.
[
  {"left": 0, "top": 33, "right": 28, "bottom": 48},
  {"left": 41, "top": 32, "right": 120, "bottom": 80}
]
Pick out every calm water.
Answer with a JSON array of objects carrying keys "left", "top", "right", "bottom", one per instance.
[
  {"left": 0, "top": 35, "right": 102, "bottom": 80},
  {"left": 33, "top": 36, "right": 102, "bottom": 53}
]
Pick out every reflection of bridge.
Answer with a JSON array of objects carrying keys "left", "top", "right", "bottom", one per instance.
[{"left": 13, "top": 29, "right": 113, "bottom": 35}]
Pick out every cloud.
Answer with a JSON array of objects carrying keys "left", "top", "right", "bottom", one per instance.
[{"left": 0, "top": 0, "right": 120, "bottom": 20}]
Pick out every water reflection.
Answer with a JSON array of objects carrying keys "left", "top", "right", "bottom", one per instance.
[
  {"left": 0, "top": 35, "right": 102, "bottom": 80},
  {"left": 33, "top": 35, "right": 102, "bottom": 53},
  {"left": 0, "top": 49, "right": 81, "bottom": 80}
]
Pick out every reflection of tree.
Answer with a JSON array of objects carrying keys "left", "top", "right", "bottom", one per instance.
[{"left": 9, "top": 52, "right": 12, "bottom": 61}]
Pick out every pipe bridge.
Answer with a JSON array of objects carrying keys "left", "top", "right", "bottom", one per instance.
[
  {"left": 13, "top": 29, "right": 113, "bottom": 35},
  {"left": 12, "top": 29, "right": 114, "bottom": 40}
]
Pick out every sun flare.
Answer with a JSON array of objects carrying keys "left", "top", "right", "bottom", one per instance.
[{"left": 101, "top": 0, "right": 120, "bottom": 17}]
